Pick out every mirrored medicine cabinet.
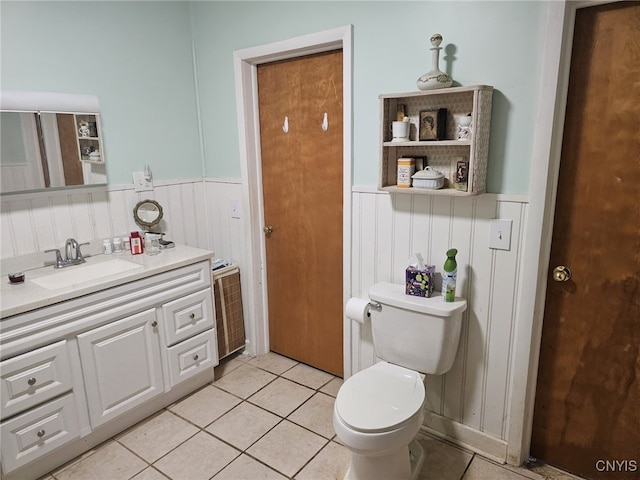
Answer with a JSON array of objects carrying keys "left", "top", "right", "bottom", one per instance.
[{"left": 0, "top": 90, "right": 107, "bottom": 195}]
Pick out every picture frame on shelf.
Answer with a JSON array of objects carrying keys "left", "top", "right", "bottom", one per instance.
[
  {"left": 454, "top": 159, "right": 469, "bottom": 191},
  {"left": 404, "top": 155, "right": 426, "bottom": 171},
  {"left": 419, "top": 108, "right": 447, "bottom": 141}
]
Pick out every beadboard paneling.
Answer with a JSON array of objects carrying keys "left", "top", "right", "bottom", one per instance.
[
  {"left": 350, "top": 189, "right": 528, "bottom": 451},
  {"left": 0, "top": 180, "right": 216, "bottom": 262}
]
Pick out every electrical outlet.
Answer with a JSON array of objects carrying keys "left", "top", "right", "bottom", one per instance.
[
  {"left": 489, "top": 219, "right": 512, "bottom": 250},
  {"left": 132, "top": 172, "right": 153, "bottom": 192}
]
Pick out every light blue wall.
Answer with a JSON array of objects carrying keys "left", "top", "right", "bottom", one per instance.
[
  {"left": 2, "top": 1, "right": 546, "bottom": 194},
  {"left": 1, "top": 1, "right": 201, "bottom": 185},
  {"left": 191, "top": 1, "right": 545, "bottom": 193}
]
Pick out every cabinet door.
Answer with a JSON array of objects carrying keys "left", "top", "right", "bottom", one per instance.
[{"left": 77, "top": 309, "right": 162, "bottom": 428}]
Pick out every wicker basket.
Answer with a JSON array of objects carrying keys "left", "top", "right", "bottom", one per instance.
[{"left": 212, "top": 264, "right": 246, "bottom": 359}]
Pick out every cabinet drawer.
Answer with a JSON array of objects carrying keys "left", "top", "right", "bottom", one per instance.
[
  {"left": 167, "top": 329, "right": 217, "bottom": 387},
  {"left": 0, "top": 340, "right": 73, "bottom": 420},
  {"left": 162, "top": 289, "right": 214, "bottom": 346},
  {"left": 1, "top": 392, "right": 81, "bottom": 474}
]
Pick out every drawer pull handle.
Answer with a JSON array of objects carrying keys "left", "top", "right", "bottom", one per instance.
[
  {"left": 151, "top": 321, "right": 158, "bottom": 327},
  {"left": 37, "top": 429, "right": 46, "bottom": 438},
  {"left": 193, "top": 354, "right": 199, "bottom": 361},
  {"left": 189, "top": 313, "right": 196, "bottom": 320},
  {"left": 28, "top": 377, "right": 37, "bottom": 386}
]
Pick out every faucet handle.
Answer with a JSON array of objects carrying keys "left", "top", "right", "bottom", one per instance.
[
  {"left": 76, "top": 242, "right": 90, "bottom": 263},
  {"left": 44, "top": 249, "right": 64, "bottom": 268}
]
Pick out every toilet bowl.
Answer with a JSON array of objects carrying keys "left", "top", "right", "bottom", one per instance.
[
  {"left": 333, "top": 362, "right": 426, "bottom": 479},
  {"left": 335, "top": 283, "right": 467, "bottom": 480}
]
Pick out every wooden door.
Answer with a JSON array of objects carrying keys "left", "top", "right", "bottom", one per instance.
[
  {"left": 56, "top": 113, "right": 84, "bottom": 186},
  {"left": 258, "top": 50, "right": 343, "bottom": 376},
  {"left": 531, "top": 3, "right": 640, "bottom": 479}
]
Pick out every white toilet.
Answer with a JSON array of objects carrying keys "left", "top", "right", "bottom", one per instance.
[{"left": 334, "top": 282, "right": 467, "bottom": 480}]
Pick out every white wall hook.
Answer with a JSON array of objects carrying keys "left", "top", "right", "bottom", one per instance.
[
  {"left": 282, "top": 116, "right": 289, "bottom": 133},
  {"left": 322, "top": 112, "right": 328, "bottom": 131}
]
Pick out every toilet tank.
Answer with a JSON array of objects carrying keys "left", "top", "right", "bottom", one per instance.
[{"left": 369, "top": 282, "right": 467, "bottom": 375}]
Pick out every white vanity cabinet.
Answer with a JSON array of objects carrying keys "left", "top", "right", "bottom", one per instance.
[
  {"left": 0, "top": 253, "right": 218, "bottom": 480},
  {"left": 78, "top": 308, "right": 164, "bottom": 428}
]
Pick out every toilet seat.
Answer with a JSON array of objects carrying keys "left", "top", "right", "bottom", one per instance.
[{"left": 335, "top": 362, "right": 425, "bottom": 433}]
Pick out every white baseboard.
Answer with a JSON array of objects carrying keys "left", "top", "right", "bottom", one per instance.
[{"left": 422, "top": 410, "right": 508, "bottom": 464}]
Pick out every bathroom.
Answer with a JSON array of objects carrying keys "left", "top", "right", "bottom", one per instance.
[{"left": 2, "top": 2, "right": 636, "bottom": 480}]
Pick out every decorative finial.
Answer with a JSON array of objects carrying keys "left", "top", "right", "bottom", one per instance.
[{"left": 430, "top": 34, "right": 443, "bottom": 48}]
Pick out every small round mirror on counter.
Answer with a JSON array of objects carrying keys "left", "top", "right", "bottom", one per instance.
[{"left": 133, "top": 199, "right": 163, "bottom": 229}]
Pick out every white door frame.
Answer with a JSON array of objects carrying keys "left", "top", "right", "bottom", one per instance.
[
  {"left": 233, "top": 25, "right": 353, "bottom": 375},
  {"left": 506, "top": 0, "right": 620, "bottom": 465}
]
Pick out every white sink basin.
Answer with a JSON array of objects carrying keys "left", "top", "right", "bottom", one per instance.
[{"left": 31, "top": 258, "right": 143, "bottom": 290}]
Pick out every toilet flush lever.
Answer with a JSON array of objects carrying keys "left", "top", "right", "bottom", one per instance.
[{"left": 368, "top": 301, "right": 382, "bottom": 312}]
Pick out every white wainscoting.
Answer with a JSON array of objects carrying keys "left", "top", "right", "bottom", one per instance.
[
  {"left": 0, "top": 180, "right": 529, "bottom": 462},
  {"left": 350, "top": 187, "right": 529, "bottom": 462},
  {"left": 1, "top": 180, "right": 207, "bottom": 259}
]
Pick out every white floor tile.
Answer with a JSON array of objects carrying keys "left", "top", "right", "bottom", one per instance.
[
  {"left": 206, "top": 402, "right": 281, "bottom": 450},
  {"left": 282, "top": 362, "right": 335, "bottom": 389},
  {"left": 131, "top": 466, "right": 170, "bottom": 480},
  {"left": 248, "top": 377, "right": 314, "bottom": 417},
  {"left": 117, "top": 411, "right": 199, "bottom": 463},
  {"left": 248, "top": 351, "right": 298, "bottom": 375},
  {"left": 295, "top": 441, "right": 351, "bottom": 480},
  {"left": 247, "top": 420, "right": 327, "bottom": 477},
  {"left": 169, "top": 385, "right": 241, "bottom": 427},
  {"left": 214, "top": 363, "right": 277, "bottom": 399},
  {"left": 416, "top": 434, "right": 473, "bottom": 480},
  {"left": 154, "top": 431, "right": 240, "bottom": 480},
  {"left": 288, "top": 392, "right": 336, "bottom": 439},
  {"left": 214, "top": 454, "right": 288, "bottom": 480},
  {"left": 54, "top": 441, "right": 146, "bottom": 480}
]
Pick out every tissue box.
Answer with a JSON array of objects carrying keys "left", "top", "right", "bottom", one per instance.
[{"left": 405, "top": 265, "right": 435, "bottom": 297}]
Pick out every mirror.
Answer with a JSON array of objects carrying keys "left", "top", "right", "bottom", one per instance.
[
  {"left": 133, "top": 199, "right": 164, "bottom": 229},
  {"left": 0, "top": 90, "right": 106, "bottom": 195}
]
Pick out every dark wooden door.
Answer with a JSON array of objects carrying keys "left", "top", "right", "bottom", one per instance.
[
  {"left": 531, "top": 3, "right": 640, "bottom": 479},
  {"left": 258, "top": 50, "right": 344, "bottom": 376},
  {"left": 56, "top": 113, "right": 84, "bottom": 186}
]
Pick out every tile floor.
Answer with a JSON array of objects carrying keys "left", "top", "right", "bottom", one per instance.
[{"left": 43, "top": 352, "right": 585, "bottom": 480}]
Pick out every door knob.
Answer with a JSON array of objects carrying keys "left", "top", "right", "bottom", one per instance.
[
  {"left": 552, "top": 265, "right": 572, "bottom": 282},
  {"left": 263, "top": 225, "right": 274, "bottom": 235}
]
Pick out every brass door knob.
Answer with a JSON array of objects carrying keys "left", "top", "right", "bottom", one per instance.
[
  {"left": 263, "top": 225, "right": 274, "bottom": 235},
  {"left": 553, "top": 265, "right": 572, "bottom": 282}
]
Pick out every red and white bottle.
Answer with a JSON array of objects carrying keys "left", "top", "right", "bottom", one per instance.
[{"left": 130, "top": 231, "right": 144, "bottom": 255}]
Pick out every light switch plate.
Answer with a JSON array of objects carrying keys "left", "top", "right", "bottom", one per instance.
[
  {"left": 132, "top": 172, "right": 153, "bottom": 192},
  {"left": 229, "top": 198, "right": 240, "bottom": 219},
  {"left": 489, "top": 219, "right": 512, "bottom": 250}
]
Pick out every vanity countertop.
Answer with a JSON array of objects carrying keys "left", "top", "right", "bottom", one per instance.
[{"left": 0, "top": 245, "right": 214, "bottom": 319}]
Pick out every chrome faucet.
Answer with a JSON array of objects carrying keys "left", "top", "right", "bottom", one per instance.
[{"left": 45, "top": 238, "right": 89, "bottom": 268}]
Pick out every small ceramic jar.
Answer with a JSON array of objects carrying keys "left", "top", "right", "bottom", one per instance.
[{"left": 411, "top": 167, "right": 445, "bottom": 189}]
